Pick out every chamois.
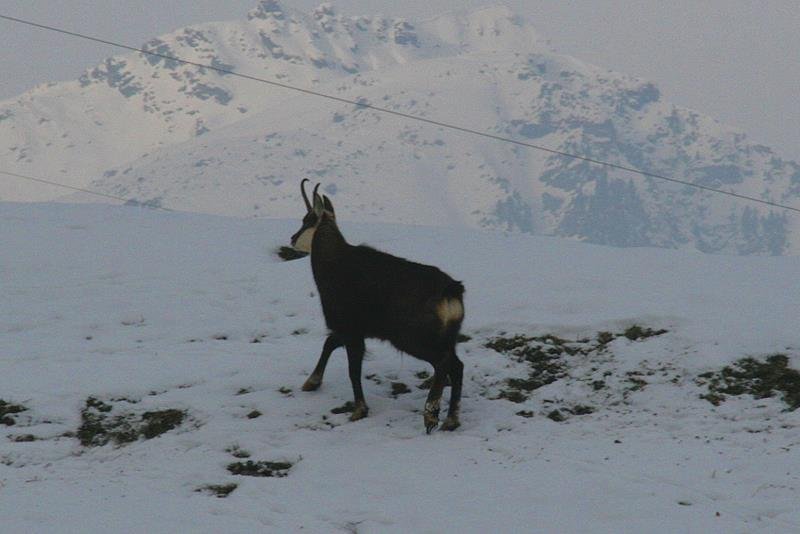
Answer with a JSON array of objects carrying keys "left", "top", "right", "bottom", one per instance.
[{"left": 290, "top": 180, "right": 465, "bottom": 433}]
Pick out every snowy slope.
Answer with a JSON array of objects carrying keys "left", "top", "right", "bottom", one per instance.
[
  {"left": 1, "top": 2, "right": 799, "bottom": 254},
  {"left": 2, "top": 202, "right": 800, "bottom": 532}
]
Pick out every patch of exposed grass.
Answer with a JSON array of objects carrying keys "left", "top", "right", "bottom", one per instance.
[
  {"left": 77, "top": 397, "right": 186, "bottom": 447},
  {"left": 10, "top": 434, "right": 37, "bottom": 442},
  {"left": 226, "top": 444, "right": 251, "bottom": 459},
  {"left": 485, "top": 334, "right": 535, "bottom": 354},
  {"left": 541, "top": 405, "right": 595, "bottom": 422},
  {"left": 227, "top": 460, "right": 292, "bottom": 478},
  {"left": 196, "top": 483, "right": 238, "bottom": 498},
  {"left": 546, "top": 410, "right": 566, "bottom": 422},
  {"left": 625, "top": 372, "right": 648, "bottom": 392},
  {"left": 0, "top": 400, "right": 27, "bottom": 426},
  {"left": 567, "top": 404, "right": 596, "bottom": 416},
  {"left": 698, "top": 354, "right": 800, "bottom": 410},
  {"left": 246, "top": 410, "right": 262, "bottom": 419},
  {"left": 486, "top": 335, "right": 570, "bottom": 402},
  {"left": 276, "top": 246, "right": 307, "bottom": 261},
  {"left": 391, "top": 382, "right": 411, "bottom": 396},
  {"left": 140, "top": 410, "right": 185, "bottom": 439},
  {"left": 498, "top": 389, "right": 528, "bottom": 403},
  {"left": 597, "top": 331, "right": 615, "bottom": 345},
  {"left": 487, "top": 327, "right": 668, "bottom": 405},
  {"left": 76, "top": 397, "right": 116, "bottom": 446},
  {"left": 623, "top": 325, "right": 668, "bottom": 341},
  {"left": 331, "top": 401, "right": 355, "bottom": 414},
  {"left": 596, "top": 326, "right": 668, "bottom": 345}
]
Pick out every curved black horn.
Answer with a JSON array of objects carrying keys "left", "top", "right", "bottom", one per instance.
[
  {"left": 312, "top": 183, "right": 321, "bottom": 201},
  {"left": 301, "top": 178, "right": 312, "bottom": 211}
]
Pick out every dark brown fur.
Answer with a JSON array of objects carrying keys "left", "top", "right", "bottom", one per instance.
[{"left": 291, "top": 186, "right": 465, "bottom": 432}]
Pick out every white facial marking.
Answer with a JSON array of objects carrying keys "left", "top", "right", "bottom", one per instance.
[{"left": 293, "top": 227, "right": 316, "bottom": 253}]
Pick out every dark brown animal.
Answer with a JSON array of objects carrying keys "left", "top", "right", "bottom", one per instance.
[{"left": 290, "top": 180, "right": 465, "bottom": 432}]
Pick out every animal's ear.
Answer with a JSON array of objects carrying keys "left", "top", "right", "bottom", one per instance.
[
  {"left": 323, "top": 195, "right": 335, "bottom": 216},
  {"left": 312, "top": 189, "right": 325, "bottom": 216}
]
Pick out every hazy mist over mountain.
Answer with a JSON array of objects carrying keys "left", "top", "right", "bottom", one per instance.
[{"left": 2, "top": 1, "right": 799, "bottom": 254}]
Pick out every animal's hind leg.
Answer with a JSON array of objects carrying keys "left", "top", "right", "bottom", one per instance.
[
  {"left": 345, "top": 337, "right": 369, "bottom": 421},
  {"left": 440, "top": 350, "right": 463, "bottom": 431},
  {"left": 302, "top": 334, "right": 342, "bottom": 391},
  {"left": 423, "top": 361, "right": 448, "bottom": 433}
]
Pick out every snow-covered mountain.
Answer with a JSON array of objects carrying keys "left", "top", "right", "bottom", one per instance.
[{"left": 2, "top": 1, "right": 799, "bottom": 254}]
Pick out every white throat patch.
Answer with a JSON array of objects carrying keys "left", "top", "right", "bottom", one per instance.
[{"left": 293, "top": 227, "right": 316, "bottom": 253}]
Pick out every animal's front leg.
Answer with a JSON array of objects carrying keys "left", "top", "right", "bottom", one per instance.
[
  {"left": 345, "top": 338, "right": 369, "bottom": 421},
  {"left": 302, "top": 334, "right": 342, "bottom": 391}
]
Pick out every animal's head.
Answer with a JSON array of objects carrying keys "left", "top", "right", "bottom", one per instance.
[{"left": 290, "top": 179, "right": 336, "bottom": 253}]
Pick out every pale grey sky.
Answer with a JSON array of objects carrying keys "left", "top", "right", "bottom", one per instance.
[{"left": 1, "top": 1, "right": 798, "bottom": 161}]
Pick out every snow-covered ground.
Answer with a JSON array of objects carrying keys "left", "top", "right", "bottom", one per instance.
[{"left": 2, "top": 202, "right": 799, "bottom": 533}]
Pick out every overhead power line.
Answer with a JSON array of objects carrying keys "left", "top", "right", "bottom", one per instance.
[
  {"left": 1, "top": 13, "right": 799, "bottom": 215},
  {"left": 0, "top": 170, "right": 172, "bottom": 210},
  {"left": 2, "top": 169, "right": 129, "bottom": 203}
]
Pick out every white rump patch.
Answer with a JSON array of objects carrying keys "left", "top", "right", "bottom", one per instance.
[{"left": 436, "top": 298, "right": 464, "bottom": 325}]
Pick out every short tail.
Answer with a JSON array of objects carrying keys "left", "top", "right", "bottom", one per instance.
[
  {"left": 437, "top": 280, "right": 465, "bottom": 346},
  {"left": 442, "top": 280, "right": 465, "bottom": 300}
]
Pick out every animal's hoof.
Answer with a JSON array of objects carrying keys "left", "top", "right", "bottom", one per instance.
[
  {"left": 423, "top": 411, "right": 440, "bottom": 434},
  {"left": 301, "top": 376, "right": 321, "bottom": 391},
  {"left": 349, "top": 403, "right": 369, "bottom": 422},
  {"left": 440, "top": 416, "right": 460, "bottom": 431},
  {"left": 423, "top": 400, "right": 441, "bottom": 434}
]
